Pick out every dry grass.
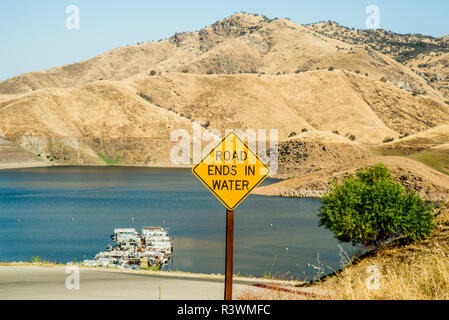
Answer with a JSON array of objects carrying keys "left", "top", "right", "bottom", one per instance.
[
  {"left": 319, "top": 242, "right": 449, "bottom": 300},
  {"left": 239, "top": 204, "right": 449, "bottom": 300},
  {"left": 238, "top": 288, "right": 305, "bottom": 300}
]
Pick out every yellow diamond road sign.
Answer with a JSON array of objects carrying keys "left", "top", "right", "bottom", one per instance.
[{"left": 192, "top": 132, "right": 271, "bottom": 210}]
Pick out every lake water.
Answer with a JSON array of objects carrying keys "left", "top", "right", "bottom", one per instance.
[{"left": 0, "top": 166, "right": 355, "bottom": 280}]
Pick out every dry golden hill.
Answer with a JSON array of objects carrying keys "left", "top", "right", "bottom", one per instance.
[
  {"left": 128, "top": 71, "right": 449, "bottom": 143},
  {"left": 284, "top": 130, "right": 357, "bottom": 144},
  {"left": 377, "top": 125, "right": 449, "bottom": 175},
  {"left": 2, "top": 70, "right": 448, "bottom": 167},
  {"left": 306, "top": 21, "right": 449, "bottom": 64},
  {"left": 384, "top": 125, "right": 449, "bottom": 151},
  {"left": 306, "top": 21, "right": 449, "bottom": 99},
  {"left": 0, "top": 81, "right": 209, "bottom": 167},
  {"left": 0, "top": 13, "right": 443, "bottom": 100},
  {"left": 254, "top": 156, "right": 449, "bottom": 202},
  {"left": 276, "top": 133, "right": 368, "bottom": 179},
  {"left": 0, "top": 133, "right": 46, "bottom": 169},
  {"left": 406, "top": 52, "right": 449, "bottom": 98}
]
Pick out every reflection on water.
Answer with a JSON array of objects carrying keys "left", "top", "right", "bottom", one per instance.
[{"left": 0, "top": 166, "right": 354, "bottom": 280}]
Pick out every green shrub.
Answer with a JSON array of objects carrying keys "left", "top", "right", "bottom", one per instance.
[
  {"left": 318, "top": 164, "right": 435, "bottom": 248},
  {"left": 149, "top": 70, "right": 157, "bottom": 76},
  {"left": 201, "top": 120, "right": 211, "bottom": 129},
  {"left": 328, "top": 66, "right": 334, "bottom": 71},
  {"left": 289, "top": 132, "right": 297, "bottom": 138},
  {"left": 383, "top": 137, "right": 394, "bottom": 143},
  {"left": 348, "top": 134, "right": 356, "bottom": 141},
  {"left": 30, "top": 256, "right": 42, "bottom": 263},
  {"left": 301, "top": 128, "right": 308, "bottom": 133},
  {"left": 97, "top": 152, "right": 121, "bottom": 165}
]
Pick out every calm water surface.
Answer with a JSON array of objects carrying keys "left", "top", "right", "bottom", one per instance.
[{"left": 0, "top": 167, "right": 354, "bottom": 280}]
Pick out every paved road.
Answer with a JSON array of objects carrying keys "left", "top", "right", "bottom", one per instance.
[{"left": 0, "top": 266, "right": 255, "bottom": 300}]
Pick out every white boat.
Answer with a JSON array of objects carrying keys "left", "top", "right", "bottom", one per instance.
[{"left": 83, "top": 226, "right": 172, "bottom": 269}]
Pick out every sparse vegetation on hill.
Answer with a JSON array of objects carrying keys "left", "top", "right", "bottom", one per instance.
[
  {"left": 306, "top": 21, "right": 449, "bottom": 98},
  {"left": 306, "top": 21, "right": 449, "bottom": 64}
]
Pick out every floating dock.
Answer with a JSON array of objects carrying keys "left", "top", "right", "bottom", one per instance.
[{"left": 83, "top": 227, "right": 172, "bottom": 269}]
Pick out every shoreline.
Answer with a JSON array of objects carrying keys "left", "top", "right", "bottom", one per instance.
[
  {"left": 0, "top": 162, "right": 192, "bottom": 171},
  {"left": 0, "top": 162, "right": 51, "bottom": 170}
]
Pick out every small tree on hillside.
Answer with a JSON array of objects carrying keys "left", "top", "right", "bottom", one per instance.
[{"left": 318, "top": 164, "right": 435, "bottom": 248}]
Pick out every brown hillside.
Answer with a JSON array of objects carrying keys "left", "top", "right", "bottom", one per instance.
[
  {"left": 306, "top": 21, "right": 449, "bottom": 64},
  {"left": 0, "top": 13, "right": 443, "bottom": 100},
  {"left": 406, "top": 52, "right": 449, "bottom": 98},
  {"left": 276, "top": 133, "right": 368, "bottom": 179},
  {"left": 306, "top": 21, "right": 449, "bottom": 99},
  {"left": 376, "top": 125, "right": 449, "bottom": 175},
  {"left": 255, "top": 156, "right": 449, "bottom": 202},
  {"left": 0, "top": 81, "right": 208, "bottom": 166},
  {"left": 129, "top": 71, "right": 449, "bottom": 144},
  {"left": 0, "top": 133, "right": 46, "bottom": 169},
  {"left": 1, "top": 70, "right": 448, "bottom": 168},
  {"left": 384, "top": 125, "right": 449, "bottom": 151}
]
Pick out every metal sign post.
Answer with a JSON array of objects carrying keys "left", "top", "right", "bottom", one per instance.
[
  {"left": 224, "top": 209, "right": 234, "bottom": 300},
  {"left": 192, "top": 132, "right": 270, "bottom": 300}
]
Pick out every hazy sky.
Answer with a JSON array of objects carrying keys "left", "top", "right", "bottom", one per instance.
[{"left": 0, "top": 0, "right": 448, "bottom": 81}]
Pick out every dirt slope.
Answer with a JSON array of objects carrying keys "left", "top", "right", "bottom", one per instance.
[
  {"left": 0, "top": 133, "right": 46, "bottom": 169},
  {"left": 128, "top": 71, "right": 449, "bottom": 143},
  {"left": 406, "top": 52, "right": 449, "bottom": 98},
  {"left": 255, "top": 156, "right": 449, "bottom": 202},
  {"left": 1, "top": 70, "right": 448, "bottom": 167},
  {"left": 0, "top": 81, "right": 207, "bottom": 166},
  {"left": 274, "top": 131, "right": 367, "bottom": 178}
]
